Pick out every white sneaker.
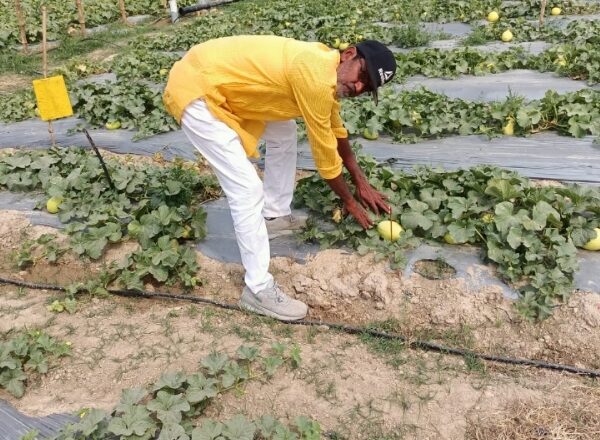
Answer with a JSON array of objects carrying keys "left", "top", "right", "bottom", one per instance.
[
  {"left": 264, "top": 212, "right": 308, "bottom": 239},
  {"left": 239, "top": 282, "right": 308, "bottom": 321}
]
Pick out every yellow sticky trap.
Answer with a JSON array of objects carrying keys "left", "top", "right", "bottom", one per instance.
[{"left": 32, "top": 75, "right": 73, "bottom": 121}]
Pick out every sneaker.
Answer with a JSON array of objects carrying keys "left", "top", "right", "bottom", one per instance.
[
  {"left": 264, "top": 212, "right": 308, "bottom": 239},
  {"left": 239, "top": 282, "right": 308, "bottom": 321}
]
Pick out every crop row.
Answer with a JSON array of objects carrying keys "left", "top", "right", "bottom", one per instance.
[{"left": 2, "top": 0, "right": 599, "bottom": 48}]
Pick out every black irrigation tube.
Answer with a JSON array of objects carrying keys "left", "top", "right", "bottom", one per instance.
[{"left": 1, "top": 275, "right": 600, "bottom": 378}]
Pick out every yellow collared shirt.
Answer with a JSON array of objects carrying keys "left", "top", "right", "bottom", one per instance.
[{"left": 163, "top": 35, "right": 347, "bottom": 179}]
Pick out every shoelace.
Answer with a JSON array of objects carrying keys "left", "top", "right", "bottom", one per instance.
[{"left": 272, "top": 283, "right": 288, "bottom": 304}]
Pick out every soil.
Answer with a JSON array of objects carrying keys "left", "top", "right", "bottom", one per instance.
[
  {"left": 0, "top": 74, "right": 32, "bottom": 93},
  {"left": 0, "top": 208, "right": 599, "bottom": 439}
]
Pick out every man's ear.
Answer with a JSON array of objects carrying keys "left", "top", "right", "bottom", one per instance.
[{"left": 339, "top": 46, "right": 358, "bottom": 62}]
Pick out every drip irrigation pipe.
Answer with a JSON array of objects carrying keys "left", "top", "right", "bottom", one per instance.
[{"left": 1, "top": 275, "right": 599, "bottom": 378}]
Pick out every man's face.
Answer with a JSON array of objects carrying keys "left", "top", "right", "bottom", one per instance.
[{"left": 336, "top": 47, "right": 373, "bottom": 99}]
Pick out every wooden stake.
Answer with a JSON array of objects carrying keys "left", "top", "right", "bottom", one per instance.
[
  {"left": 41, "top": 5, "right": 56, "bottom": 146},
  {"left": 118, "top": 0, "right": 129, "bottom": 24},
  {"left": 42, "top": 6, "right": 48, "bottom": 77},
  {"left": 75, "top": 0, "right": 86, "bottom": 36},
  {"left": 14, "top": 0, "right": 29, "bottom": 53},
  {"left": 539, "top": 0, "right": 547, "bottom": 28}
]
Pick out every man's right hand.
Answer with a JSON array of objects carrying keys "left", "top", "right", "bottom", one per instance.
[
  {"left": 325, "top": 173, "right": 375, "bottom": 230},
  {"left": 343, "top": 199, "right": 373, "bottom": 229}
]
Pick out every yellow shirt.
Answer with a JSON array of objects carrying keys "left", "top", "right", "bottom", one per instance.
[{"left": 163, "top": 35, "right": 347, "bottom": 179}]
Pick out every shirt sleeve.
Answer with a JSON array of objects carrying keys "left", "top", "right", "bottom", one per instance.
[
  {"left": 331, "top": 99, "right": 348, "bottom": 139},
  {"left": 288, "top": 51, "right": 344, "bottom": 180}
]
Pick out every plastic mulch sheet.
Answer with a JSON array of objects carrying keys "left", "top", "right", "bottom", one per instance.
[
  {"left": 396, "top": 70, "right": 598, "bottom": 101},
  {"left": 0, "top": 191, "right": 599, "bottom": 298},
  {"left": 298, "top": 133, "right": 600, "bottom": 185},
  {"left": 0, "top": 399, "right": 77, "bottom": 440}
]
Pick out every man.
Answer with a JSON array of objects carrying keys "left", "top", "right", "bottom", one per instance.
[{"left": 163, "top": 35, "right": 396, "bottom": 321}]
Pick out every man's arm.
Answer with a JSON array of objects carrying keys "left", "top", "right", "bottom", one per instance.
[{"left": 323, "top": 138, "right": 390, "bottom": 229}]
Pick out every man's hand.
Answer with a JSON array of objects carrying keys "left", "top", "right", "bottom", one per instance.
[
  {"left": 343, "top": 199, "right": 373, "bottom": 229},
  {"left": 355, "top": 180, "right": 390, "bottom": 216}
]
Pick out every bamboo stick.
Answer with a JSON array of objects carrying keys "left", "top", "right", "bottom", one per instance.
[
  {"left": 14, "top": 0, "right": 29, "bottom": 53},
  {"left": 540, "top": 0, "right": 547, "bottom": 28},
  {"left": 41, "top": 6, "right": 56, "bottom": 146},
  {"left": 75, "top": 0, "right": 86, "bottom": 36},
  {"left": 118, "top": 0, "right": 129, "bottom": 24}
]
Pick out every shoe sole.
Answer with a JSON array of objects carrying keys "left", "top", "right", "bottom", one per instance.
[
  {"left": 239, "top": 292, "right": 307, "bottom": 321},
  {"left": 267, "top": 229, "right": 294, "bottom": 240}
]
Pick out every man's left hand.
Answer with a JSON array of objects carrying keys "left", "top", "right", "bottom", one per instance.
[{"left": 355, "top": 180, "right": 390, "bottom": 215}]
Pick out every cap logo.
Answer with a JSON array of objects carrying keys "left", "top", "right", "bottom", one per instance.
[{"left": 378, "top": 68, "right": 394, "bottom": 85}]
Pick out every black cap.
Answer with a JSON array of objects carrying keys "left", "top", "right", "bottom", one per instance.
[{"left": 355, "top": 40, "right": 396, "bottom": 105}]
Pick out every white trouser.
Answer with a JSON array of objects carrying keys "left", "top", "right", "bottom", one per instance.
[{"left": 181, "top": 99, "right": 297, "bottom": 293}]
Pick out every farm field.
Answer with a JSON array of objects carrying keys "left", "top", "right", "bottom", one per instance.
[{"left": 0, "top": 0, "right": 600, "bottom": 439}]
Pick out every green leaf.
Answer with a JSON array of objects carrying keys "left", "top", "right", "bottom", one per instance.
[
  {"left": 446, "top": 223, "right": 474, "bottom": 243},
  {"left": 295, "top": 416, "right": 320, "bottom": 440},
  {"left": 0, "top": 368, "right": 26, "bottom": 397},
  {"left": 149, "top": 264, "right": 170, "bottom": 282},
  {"left": 25, "top": 349, "right": 48, "bottom": 373},
  {"left": 506, "top": 227, "right": 523, "bottom": 249},
  {"left": 191, "top": 420, "right": 223, "bottom": 440},
  {"left": 158, "top": 423, "right": 188, "bottom": 440},
  {"left": 116, "top": 387, "right": 149, "bottom": 412},
  {"left": 263, "top": 356, "right": 284, "bottom": 377},
  {"left": 272, "top": 425, "right": 298, "bottom": 440},
  {"left": 77, "top": 408, "right": 109, "bottom": 436},
  {"left": 256, "top": 415, "right": 283, "bottom": 437},
  {"left": 406, "top": 199, "right": 429, "bottom": 212},
  {"left": 401, "top": 211, "right": 433, "bottom": 230},
  {"left": 185, "top": 373, "right": 219, "bottom": 404},
  {"left": 289, "top": 344, "right": 302, "bottom": 369},
  {"left": 236, "top": 345, "right": 259, "bottom": 361},
  {"left": 570, "top": 227, "right": 597, "bottom": 247},
  {"left": 532, "top": 200, "right": 561, "bottom": 229},
  {"left": 419, "top": 188, "right": 446, "bottom": 210},
  {"left": 493, "top": 202, "right": 519, "bottom": 233},
  {"left": 484, "top": 178, "right": 522, "bottom": 201},
  {"left": 222, "top": 415, "right": 255, "bottom": 440},
  {"left": 201, "top": 352, "right": 229, "bottom": 375},
  {"left": 165, "top": 180, "right": 182, "bottom": 196},
  {"left": 108, "top": 405, "right": 156, "bottom": 437},
  {"left": 146, "top": 391, "right": 190, "bottom": 424},
  {"left": 152, "top": 372, "right": 186, "bottom": 392}
]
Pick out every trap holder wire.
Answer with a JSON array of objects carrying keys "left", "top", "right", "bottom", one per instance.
[{"left": 83, "top": 129, "right": 116, "bottom": 192}]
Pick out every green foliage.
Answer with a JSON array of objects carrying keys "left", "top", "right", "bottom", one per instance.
[
  {"left": 69, "top": 79, "right": 179, "bottom": 139},
  {"left": 394, "top": 45, "right": 600, "bottom": 84},
  {"left": 12, "top": 233, "right": 68, "bottom": 269},
  {"left": 0, "top": 147, "right": 221, "bottom": 292},
  {"left": 0, "top": 0, "right": 200, "bottom": 47},
  {"left": 0, "top": 329, "right": 71, "bottom": 398},
  {"left": 0, "top": 89, "right": 36, "bottom": 123},
  {"left": 394, "top": 46, "right": 534, "bottom": 79},
  {"left": 5, "top": 80, "right": 599, "bottom": 143},
  {"left": 467, "top": 16, "right": 600, "bottom": 45},
  {"left": 340, "top": 88, "right": 600, "bottom": 142},
  {"left": 22, "top": 345, "right": 318, "bottom": 440},
  {"left": 110, "top": 49, "right": 179, "bottom": 83},
  {"left": 295, "top": 149, "right": 600, "bottom": 320}
]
